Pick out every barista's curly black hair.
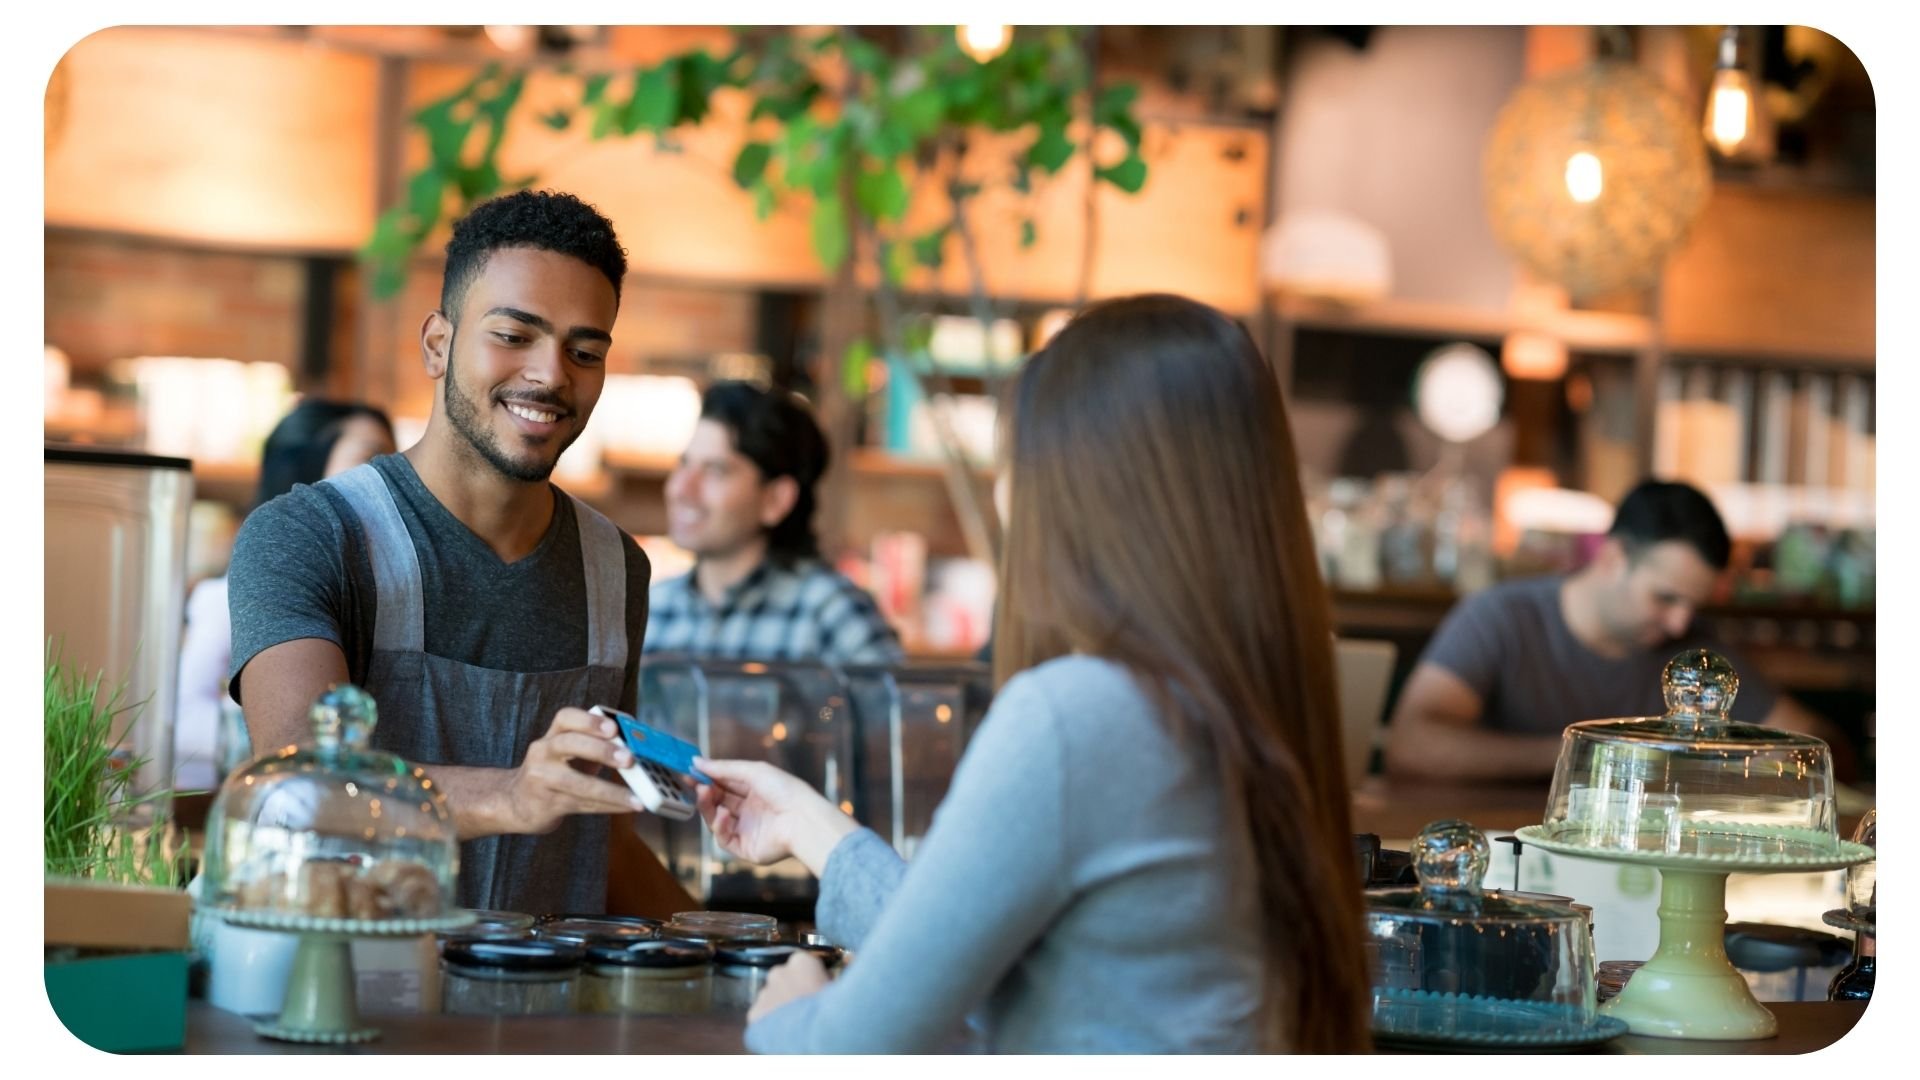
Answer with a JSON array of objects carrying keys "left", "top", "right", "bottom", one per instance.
[{"left": 438, "top": 190, "right": 628, "bottom": 322}]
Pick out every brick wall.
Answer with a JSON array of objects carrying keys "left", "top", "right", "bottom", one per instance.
[
  {"left": 46, "top": 231, "right": 762, "bottom": 418},
  {"left": 44, "top": 230, "right": 306, "bottom": 378}
]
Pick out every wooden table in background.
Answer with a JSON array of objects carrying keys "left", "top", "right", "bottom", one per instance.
[
  {"left": 1351, "top": 778, "right": 1551, "bottom": 842},
  {"left": 1351, "top": 777, "right": 1870, "bottom": 845}
]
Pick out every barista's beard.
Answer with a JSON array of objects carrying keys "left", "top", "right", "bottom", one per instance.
[{"left": 442, "top": 330, "right": 571, "bottom": 483}]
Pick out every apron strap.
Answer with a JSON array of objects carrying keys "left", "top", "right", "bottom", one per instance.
[
  {"left": 570, "top": 493, "right": 629, "bottom": 671},
  {"left": 323, "top": 463, "right": 425, "bottom": 654}
]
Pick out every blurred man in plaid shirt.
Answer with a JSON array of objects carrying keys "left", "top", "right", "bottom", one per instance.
[{"left": 643, "top": 381, "right": 904, "bottom": 666}]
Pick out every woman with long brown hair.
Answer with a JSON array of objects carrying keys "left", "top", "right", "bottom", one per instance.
[{"left": 692, "top": 293, "right": 1371, "bottom": 1053}]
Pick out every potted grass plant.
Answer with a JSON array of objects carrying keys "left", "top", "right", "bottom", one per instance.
[{"left": 44, "top": 640, "right": 194, "bottom": 1052}]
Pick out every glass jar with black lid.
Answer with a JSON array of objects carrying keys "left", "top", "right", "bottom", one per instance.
[
  {"left": 440, "top": 939, "right": 583, "bottom": 1015},
  {"left": 579, "top": 939, "right": 716, "bottom": 1014},
  {"left": 438, "top": 909, "right": 536, "bottom": 947},
  {"left": 712, "top": 942, "right": 846, "bottom": 1012},
  {"left": 533, "top": 914, "right": 662, "bottom": 948},
  {"left": 662, "top": 910, "right": 779, "bottom": 946}
]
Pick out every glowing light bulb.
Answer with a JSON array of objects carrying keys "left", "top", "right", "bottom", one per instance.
[
  {"left": 958, "top": 25, "right": 1012, "bottom": 63},
  {"left": 1701, "top": 26, "right": 1765, "bottom": 161},
  {"left": 484, "top": 25, "right": 535, "bottom": 53},
  {"left": 1564, "top": 151, "right": 1603, "bottom": 204},
  {"left": 1704, "top": 69, "right": 1759, "bottom": 157}
]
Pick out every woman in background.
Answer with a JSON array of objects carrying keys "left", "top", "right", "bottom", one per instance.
[
  {"left": 694, "top": 294, "right": 1371, "bottom": 1053},
  {"left": 173, "top": 400, "right": 395, "bottom": 790}
]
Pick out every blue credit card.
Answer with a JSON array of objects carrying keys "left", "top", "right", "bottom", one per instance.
[{"left": 607, "top": 708, "right": 712, "bottom": 785}]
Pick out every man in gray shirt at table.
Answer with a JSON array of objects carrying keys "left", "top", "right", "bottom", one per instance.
[{"left": 1383, "top": 480, "right": 1834, "bottom": 783}]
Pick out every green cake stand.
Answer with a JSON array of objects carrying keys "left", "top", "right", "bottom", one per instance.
[
  {"left": 212, "top": 907, "right": 475, "bottom": 1044},
  {"left": 1515, "top": 824, "right": 1871, "bottom": 1040}
]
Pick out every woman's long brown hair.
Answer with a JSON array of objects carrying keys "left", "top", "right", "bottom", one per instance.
[{"left": 993, "top": 294, "right": 1370, "bottom": 1052}]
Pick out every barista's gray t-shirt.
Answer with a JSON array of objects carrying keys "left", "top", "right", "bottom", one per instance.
[
  {"left": 1420, "top": 575, "right": 1776, "bottom": 735},
  {"left": 226, "top": 452, "right": 650, "bottom": 716}
]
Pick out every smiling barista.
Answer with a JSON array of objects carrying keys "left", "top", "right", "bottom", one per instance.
[{"left": 226, "top": 191, "right": 655, "bottom": 914}]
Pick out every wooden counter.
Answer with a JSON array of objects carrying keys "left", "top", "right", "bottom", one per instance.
[{"left": 182, "top": 1000, "right": 1868, "bottom": 1054}]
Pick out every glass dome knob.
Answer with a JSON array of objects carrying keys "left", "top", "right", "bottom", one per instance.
[
  {"left": 1412, "top": 819, "right": 1488, "bottom": 896},
  {"left": 1662, "top": 649, "right": 1739, "bottom": 727},
  {"left": 311, "top": 683, "right": 379, "bottom": 753}
]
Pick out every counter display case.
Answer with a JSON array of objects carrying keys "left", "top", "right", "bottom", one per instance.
[{"left": 631, "top": 659, "right": 993, "bottom": 911}]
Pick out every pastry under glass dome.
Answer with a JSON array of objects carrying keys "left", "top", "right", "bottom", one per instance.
[
  {"left": 201, "top": 684, "right": 460, "bottom": 923},
  {"left": 199, "top": 685, "right": 474, "bottom": 1044}
]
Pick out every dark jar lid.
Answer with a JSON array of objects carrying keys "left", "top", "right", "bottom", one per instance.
[
  {"left": 587, "top": 939, "right": 715, "bottom": 969},
  {"left": 443, "top": 939, "right": 585, "bottom": 972},
  {"left": 799, "top": 942, "right": 846, "bottom": 970},
  {"left": 537, "top": 912, "right": 662, "bottom": 928},
  {"left": 534, "top": 916, "right": 661, "bottom": 946},
  {"left": 445, "top": 909, "right": 538, "bottom": 941},
  {"left": 713, "top": 943, "right": 810, "bottom": 970}
]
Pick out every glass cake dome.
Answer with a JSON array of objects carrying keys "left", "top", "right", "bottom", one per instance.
[
  {"left": 200, "top": 685, "right": 459, "bottom": 922},
  {"left": 1364, "top": 820, "right": 1615, "bottom": 1048},
  {"left": 1536, "top": 649, "right": 1844, "bottom": 863}
]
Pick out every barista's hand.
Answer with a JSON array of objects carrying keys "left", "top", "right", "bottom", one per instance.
[
  {"left": 501, "top": 707, "right": 645, "bottom": 834},
  {"left": 694, "top": 758, "right": 860, "bottom": 876},
  {"left": 748, "top": 950, "right": 830, "bottom": 1024}
]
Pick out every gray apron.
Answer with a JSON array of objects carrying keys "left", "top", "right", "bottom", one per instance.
[{"left": 325, "top": 463, "right": 627, "bottom": 915}]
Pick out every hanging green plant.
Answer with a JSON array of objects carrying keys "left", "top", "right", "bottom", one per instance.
[
  {"left": 362, "top": 26, "right": 1153, "bottom": 566},
  {"left": 362, "top": 26, "right": 1148, "bottom": 298}
]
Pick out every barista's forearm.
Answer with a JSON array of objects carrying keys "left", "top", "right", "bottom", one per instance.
[{"left": 414, "top": 764, "right": 518, "bottom": 840}]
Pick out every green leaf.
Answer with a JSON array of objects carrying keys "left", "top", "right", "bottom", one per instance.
[
  {"left": 1026, "top": 122, "right": 1074, "bottom": 174},
  {"left": 842, "top": 336, "right": 874, "bottom": 399},
  {"left": 590, "top": 100, "right": 619, "bottom": 140},
  {"left": 808, "top": 130, "right": 849, "bottom": 200},
  {"left": 811, "top": 193, "right": 850, "bottom": 271},
  {"left": 843, "top": 35, "right": 888, "bottom": 78},
  {"left": 911, "top": 226, "right": 948, "bottom": 269},
  {"left": 1020, "top": 218, "right": 1037, "bottom": 249},
  {"left": 883, "top": 239, "right": 914, "bottom": 285},
  {"left": 406, "top": 165, "right": 445, "bottom": 232},
  {"left": 624, "top": 64, "right": 678, "bottom": 134},
  {"left": 477, "top": 71, "right": 526, "bottom": 160},
  {"left": 733, "top": 141, "right": 773, "bottom": 189},
  {"left": 866, "top": 117, "right": 915, "bottom": 162},
  {"left": 540, "top": 108, "right": 574, "bottom": 131},
  {"left": 676, "top": 51, "right": 728, "bottom": 125},
  {"left": 1096, "top": 82, "right": 1144, "bottom": 148},
  {"left": 750, "top": 81, "right": 821, "bottom": 122},
  {"left": 419, "top": 102, "right": 474, "bottom": 169},
  {"left": 1095, "top": 83, "right": 1139, "bottom": 122},
  {"left": 893, "top": 86, "right": 945, "bottom": 138},
  {"left": 753, "top": 182, "right": 777, "bottom": 222},
  {"left": 455, "top": 161, "right": 503, "bottom": 202},
  {"left": 855, "top": 167, "right": 910, "bottom": 223},
  {"left": 582, "top": 73, "right": 611, "bottom": 107},
  {"left": 1095, "top": 151, "right": 1148, "bottom": 194}
]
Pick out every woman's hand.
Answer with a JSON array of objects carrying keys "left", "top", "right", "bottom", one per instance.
[
  {"left": 694, "top": 757, "right": 860, "bottom": 876},
  {"left": 747, "top": 951, "right": 830, "bottom": 1024}
]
